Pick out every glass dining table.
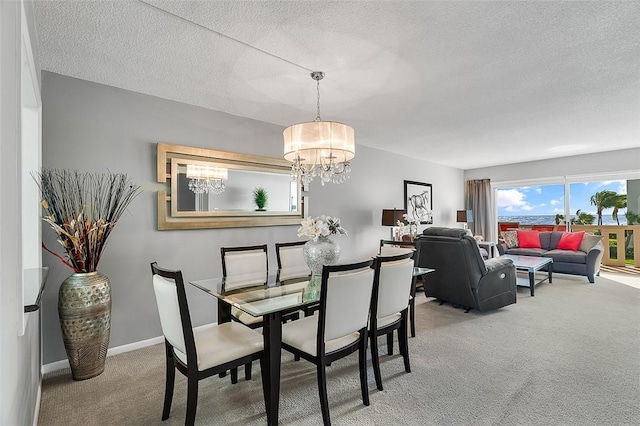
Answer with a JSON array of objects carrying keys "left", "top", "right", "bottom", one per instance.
[{"left": 190, "top": 265, "right": 433, "bottom": 425}]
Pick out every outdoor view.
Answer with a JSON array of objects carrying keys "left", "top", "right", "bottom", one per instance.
[
  {"left": 498, "top": 180, "right": 635, "bottom": 226},
  {"left": 497, "top": 178, "right": 639, "bottom": 267}
]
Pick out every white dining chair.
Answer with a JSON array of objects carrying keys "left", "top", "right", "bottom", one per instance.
[
  {"left": 370, "top": 251, "right": 415, "bottom": 391},
  {"left": 281, "top": 259, "right": 375, "bottom": 426},
  {"left": 150, "top": 262, "right": 265, "bottom": 425},
  {"left": 379, "top": 239, "right": 422, "bottom": 340}
]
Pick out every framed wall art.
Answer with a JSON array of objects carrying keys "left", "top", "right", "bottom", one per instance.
[{"left": 404, "top": 180, "right": 433, "bottom": 224}]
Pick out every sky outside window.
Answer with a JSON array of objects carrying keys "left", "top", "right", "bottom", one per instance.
[{"left": 497, "top": 180, "right": 627, "bottom": 224}]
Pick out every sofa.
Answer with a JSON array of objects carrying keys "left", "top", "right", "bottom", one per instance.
[
  {"left": 415, "top": 227, "right": 517, "bottom": 312},
  {"left": 497, "top": 230, "right": 604, "bottom": 283}
]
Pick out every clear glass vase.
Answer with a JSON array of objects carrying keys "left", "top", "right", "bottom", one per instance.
[{"left": 303, "top": 235, "right": 341, "bottom": 294}]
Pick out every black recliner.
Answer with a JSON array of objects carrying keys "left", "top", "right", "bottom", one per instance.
[{"left": 416, "top": 227, "right": 516, "bottom": 312}]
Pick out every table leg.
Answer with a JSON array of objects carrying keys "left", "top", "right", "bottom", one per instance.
[
  {"left": 529, "top": 271, "right": 535, "bottom": 297},
  {"left": 548, "top": 263, "right": 553, "bottom": 283},
  {"left": 218, "top": 301, "right": 232, "bottom": 378},
  {"left": 263, "top": 312, "right": 282, "bottom": 426}
]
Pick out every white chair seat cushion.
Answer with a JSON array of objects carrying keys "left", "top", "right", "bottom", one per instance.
[
  {"left": 173, "top": 322, "right": 263, "bottom": 371},
  {"left": 232, "top": 306, "right": 263, "bottom": 325},
  {"left": 376, "top": 313, "right": 401, "bottom": 329},
  {"left": 281, "top": 316, "right": 359, "bottom": 356}
]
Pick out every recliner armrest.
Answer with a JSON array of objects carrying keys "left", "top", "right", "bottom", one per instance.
[{"left": 485, "top": 257, "right": 514, "bottom": 273}]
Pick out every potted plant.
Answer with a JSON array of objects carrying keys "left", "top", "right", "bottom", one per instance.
[
  {"left": 35, "top": 169, "right": 140, "bottom": 380},
  {"left": 253, "top": 187, "right": 268, "bottom": 211}
]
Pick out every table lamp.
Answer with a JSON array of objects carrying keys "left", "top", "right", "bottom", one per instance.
[
  {"left": 381, "top": 209, "right": 406, "bottom": 241},
  {"left": 456, "top": 210, "right": 474, "bottom": 231}
]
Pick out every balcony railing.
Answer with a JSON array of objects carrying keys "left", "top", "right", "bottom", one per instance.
[{"left": 571, "top": 225, "right": 639, "bottom": 267}]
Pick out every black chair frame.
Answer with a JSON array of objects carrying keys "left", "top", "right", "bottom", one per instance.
[
  {"left": 281, "top": 259, "right": 374, "bottom": 426},
  {"left": 370, "top": 251, "right": 414, "bottom": 391},
  {"left": 379, "top": 239, "right": 422, "bottom": 341},
  {"left": 150, "top": 262, "right": 266, "bottom": 426},
  {"left": 220, "top": 244, "right": 298, "bottom": 379}
]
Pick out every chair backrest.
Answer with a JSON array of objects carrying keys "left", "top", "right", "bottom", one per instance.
[
  {"left": 318, "top": 260, "right": 374, "bottom": 345},
  {"left": 150, "top": 262, "right": 196, "bottom": 365},
  {"left": 221, "top": 244, "right": 268, "bottom": 289},
  {"left": 275, "top": 241, "right": 310, "bottom": 280},
  {"left": 372, "top": 251, "right": 415, "bottom": 320},
  {"left": 416, "top": 227, "right": 486, "bottom": 308}
]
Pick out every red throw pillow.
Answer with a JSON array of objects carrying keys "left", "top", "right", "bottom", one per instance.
[
  {"left": 516, "top": 230, "right": 541, "bottom": 248},
  {"left": 557, "top": 231, "right": 585, "bottom": 251}
]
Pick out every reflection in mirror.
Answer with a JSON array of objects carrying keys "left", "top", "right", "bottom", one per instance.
[{"left": 173, "top": 159, "right": 298, "bottom": 216}]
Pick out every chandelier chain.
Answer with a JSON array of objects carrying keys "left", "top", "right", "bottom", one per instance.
[{"left": 316, "top": 79, "right": 321, "bottom": 122}]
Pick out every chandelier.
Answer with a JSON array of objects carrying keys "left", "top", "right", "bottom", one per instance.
[
  {"left": 283, "top": 71, "right": 355, "bottom": 186},
  {"left": 186, "top": 164, "right": 227, "bottom": 194}
]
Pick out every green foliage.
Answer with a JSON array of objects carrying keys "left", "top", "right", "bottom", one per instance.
[
  {"left": 253, "top": 187, "right": 268, "bottom": 210},
  {"left": 590, "top": 190, "right": 620, "bottom": 225},
  {"left": 571, "top": 209, "right": 595, "bottom": 225},
  {"left": 626, "top": 211, "right": 639, "bottom": 225},
  {"left": 555, "top": 213, "right": 565, "bottom": 225}
]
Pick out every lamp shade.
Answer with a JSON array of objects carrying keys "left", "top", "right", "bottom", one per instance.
[
  {"left": 382, "top": 209, "right": 406, "bottom": 226},
  {"left": 456, "top": 210, "right": 474, "bottom": 223},
  {"left": 283, "top": 121, "right": 355, "bottom": 165}
]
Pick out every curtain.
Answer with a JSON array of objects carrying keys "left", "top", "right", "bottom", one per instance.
[{"left": 466, "top": 179, "right": 495, "bottom": 241}]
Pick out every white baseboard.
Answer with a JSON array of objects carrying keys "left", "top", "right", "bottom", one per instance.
[{"left": 41, "top": 322, "right": 217, "bottom": 375}]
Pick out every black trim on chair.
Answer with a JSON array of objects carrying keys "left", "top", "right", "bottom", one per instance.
[
  {"left": 150, "top": 262, "right": 265, "bottom": 426},
  {"left": 221, "top": 244, "right": 269, "bottom": 278},
  {"left": 369, "top": 251, "right": 414, "bottom": 391},
  {"left": 275, "top": 240, "right": 307, "bottom": 269},
  {"left": 379, "top": 240, "right": 422, "bottom": 338},
  {"left": 281, "top": 259, "right": 374, "bottom": 426}
]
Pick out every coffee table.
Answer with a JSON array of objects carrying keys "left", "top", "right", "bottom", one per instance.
[{"left": 501, "top": 255, "right": 553, "bottom": 296}]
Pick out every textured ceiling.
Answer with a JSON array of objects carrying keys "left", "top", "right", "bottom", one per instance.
[{"left": 33, "top": 0, "right": 640, "bottom": 170}]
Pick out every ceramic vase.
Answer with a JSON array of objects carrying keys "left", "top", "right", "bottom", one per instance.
[{"left": 58, "top": 271, "right": 111, "bottom": 380}]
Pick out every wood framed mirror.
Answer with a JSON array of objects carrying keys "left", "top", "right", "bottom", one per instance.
[{"left": 157, "top": 143, "right": 305, "bottom": 230}]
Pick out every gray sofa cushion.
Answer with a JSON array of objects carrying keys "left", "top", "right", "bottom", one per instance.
[
  {"left": 543, "top": 249, "right": 587, "bottom": 264},
  {"left": 580, "top": 233, "right": 603, "bottom": 252},
  {"left": 539, "top": 232, "right": 552, "bottom": 250},
  {"left": 505, "top": 247, "right": 548, "bottom": 257},
  {"left": 549, "top": 232, "right": 564, "bottom": 250}
]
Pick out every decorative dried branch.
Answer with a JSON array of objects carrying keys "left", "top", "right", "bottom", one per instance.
[{"left": 34, "top": 169, "right": 141, "bottom": 272}]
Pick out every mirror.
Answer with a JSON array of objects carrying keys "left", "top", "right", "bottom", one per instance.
[{"left": 157, "top": 143, "right": 305, "bottom": 230}]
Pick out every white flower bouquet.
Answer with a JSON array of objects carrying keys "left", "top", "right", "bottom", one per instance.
[{"left": 298, "top": 215, "right": 348, "bottom": 242}]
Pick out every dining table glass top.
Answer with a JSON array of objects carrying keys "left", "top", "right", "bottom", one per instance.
[{"left": 190, "top": 266, "right": 434, "bottom": 318}]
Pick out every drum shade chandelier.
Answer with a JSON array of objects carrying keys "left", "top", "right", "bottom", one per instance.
[
  {"left": 186, "top": 164, "right": 227, "bottom": 194},
  {"left": 283, "top": 71, "right": 355, "bottom": 186}
]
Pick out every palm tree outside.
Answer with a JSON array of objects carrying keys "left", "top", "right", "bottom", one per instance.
[
  {"left": 611, "top": 194, "right": 627, "bottom": 225},
  {"left": 590, "top": 190, "right": 619, "bottom": 225}
]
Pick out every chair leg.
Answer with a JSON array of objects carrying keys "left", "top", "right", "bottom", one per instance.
[
  {"left": 162, "top": 343, "right": 175, "bottom": 421},
  {"left": 399, "top": 315, "right": 411, "bottom": 373},
  {"left": 185, "top": 373, "right": 198, "bottom": 426},
  {"left": 359, "top": 332, "right": 370, "bottom": 406},
  {"left": 245, "top": 362, "right": 252, "bottom": 381},
  {"left": 317, "top": 363, "right": 331, "bottom": 426},
  {"left": 386, "top": 333, "right": 394, "bottom": 356},
  {"left": 231, "top": 367, "right": 238, "bottom": 384},
  {"left": 370, "top": 332, "right": 383, "bottom": 391},
  {"left": 409, "top": 297, "right": 416, "bottom": 338}
]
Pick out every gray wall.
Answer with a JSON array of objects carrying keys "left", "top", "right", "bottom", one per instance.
[
  {"left": 0, "top": 1, "right": 42, "bottom": 424},
  {"left": 41, "top": 72, "right": 465, "bottom": 364}
]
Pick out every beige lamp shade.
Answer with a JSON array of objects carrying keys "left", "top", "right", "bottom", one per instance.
[
  {"left": 186, "top": 165, "right": 228, "bottom": 180},
  {"left": 283, "top": 121, "right": 355, "bottom": 165}
]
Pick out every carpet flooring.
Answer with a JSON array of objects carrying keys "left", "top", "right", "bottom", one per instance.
[{"left": 39, "top": 274, "right": 640, "bottom": 425}]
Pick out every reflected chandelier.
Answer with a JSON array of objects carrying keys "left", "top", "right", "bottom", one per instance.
[
  {"left": 283, "top": 71, "right": 355, "bottom": 186},
  {"left": 186, "top": 164, "right": 227, "bottom": 194}
]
